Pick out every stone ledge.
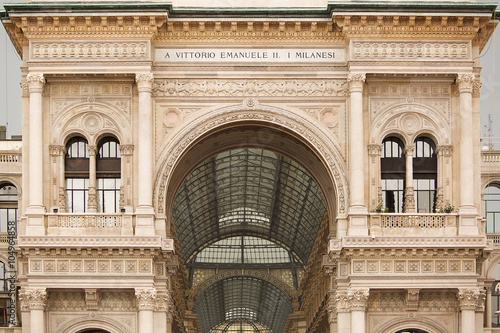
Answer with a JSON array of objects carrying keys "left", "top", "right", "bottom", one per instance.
[{"left": 18, "top": 235, "right": 173, "bottom": 249}]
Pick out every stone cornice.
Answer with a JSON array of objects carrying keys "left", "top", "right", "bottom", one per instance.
[
  {"left": 18, "top": 235, "right": 175, "bottom": 250},
  {"left": 331, "top": 236, "right": 488, "bottom": 251}
]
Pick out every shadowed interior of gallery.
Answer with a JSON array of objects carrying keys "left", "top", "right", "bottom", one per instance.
[{"left": 171, "top": 148, "right": 328, "bottom": 332}]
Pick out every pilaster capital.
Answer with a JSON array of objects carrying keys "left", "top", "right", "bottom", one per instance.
[
  {"left": 135, "top": 288, "right": 157, "bottom": 311},
  {"left": 367, "top": 144, "right": 383, "bottom": 156},
  {"left": 436, "top": 145, "right": 453, "bottom": 157},
  {"left": 335, "top": 291, "right": 350, "bottom": 313},
  {"left": 346, "top": 288, "right": 369, "bottom": 311},
  {"left": 26, "top": 74, "right": 45, "bottom": 94},
  {"left": 49, "top": 145, "right": 65, "bottom": 156},
  {"left": 457, "top": 288, "right": 480, "bottom": 311},
  {"left": 120, "top": 144, "right": 134, "bottom": 156},
  {"left": 22, "top": 288, "right": 47, "bottom": 310},
  {"left": 136, "top": 73, "right": 154, "bottom": 92},
  {"left": 456, "top": 74, "right": 475, "bottom": 94},
  {"left": 327, "top": 293, "right": 337, "bottom": 323},
  {"left": 347, "top": 73, "right": 366, "bottom": 92}
]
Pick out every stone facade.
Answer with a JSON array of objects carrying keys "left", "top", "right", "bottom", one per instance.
[{"left": 1, "top": 0, "right": 500, "bottom": 332}]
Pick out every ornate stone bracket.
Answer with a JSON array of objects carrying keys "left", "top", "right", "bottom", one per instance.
[
  {"left": 406, "top": 289, "right": 420, "bottom": 311},
  {"left": 85, "top": 289, "right": 99, "bottom": 311}
]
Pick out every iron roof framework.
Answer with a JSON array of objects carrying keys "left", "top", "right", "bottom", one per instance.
[{"left": 172, "top": 148, "right": 328, "bottom": 332}]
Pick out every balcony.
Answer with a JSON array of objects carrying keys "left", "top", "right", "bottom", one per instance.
[
  {"left": 369, "top": 213, "right": 458, "bottom": 237},
  {"left": 47, "top": 213, "right": 133, "bottom": 235}
]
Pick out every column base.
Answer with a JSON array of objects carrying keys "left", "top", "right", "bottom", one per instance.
[
  {"left": 135, "top": 205, "right": 156, "bottom": 236},
  {"left": 347, "top": 207, "right": 368, "bottom": 236},
  {"left": 458, "top": 206, "right": 479, "bottom": 236},
  {"left": 25, "top": 206, "right": 46, "bottom": 236}
]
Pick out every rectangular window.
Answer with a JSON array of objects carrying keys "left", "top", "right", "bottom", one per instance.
[
  {"left": 382, "top": 178, "right": 404, "bottom": 213},
  {"left": 414, "top": 179, "right": 435, "bottom": 213},
  {"left": 65, "top": 178, "right": 89, "bottom": 213},
  {"left": 0, "top": 209, "right": 16, "bottom": 233},
  {"left": 97, "top": 178, "right": 121, "bottom": 213}
]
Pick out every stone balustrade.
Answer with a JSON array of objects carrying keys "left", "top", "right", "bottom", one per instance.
[
  {"left": 0, "top": 153, "right": 21, "bottom": 163},
  {"left": 369, "top": 213, "right": 458, "bottom": 237},
  {"left": 47, "top": 213, "right": 133, "bottom": 235}
]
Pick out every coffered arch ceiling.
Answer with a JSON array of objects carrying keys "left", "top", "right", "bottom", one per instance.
[{"left": 170, "top": 126, "right": 333, "bottom": 332}]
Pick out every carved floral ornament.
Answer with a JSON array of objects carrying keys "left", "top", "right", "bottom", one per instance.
[
  {"left": 135, "top": 288, "right": 157, "bottom": 311},
  {"left": 136, "top": 73, "right": 154, "bottom": 91},
  {"left": 347, "top": 73, "right": 366, "bottom": 92},
  {"left": 457, "top": 288, "right": 480, "bottom": 311},
  {"left": 456, "top": 74, "right": 475, "bottom": 93}
]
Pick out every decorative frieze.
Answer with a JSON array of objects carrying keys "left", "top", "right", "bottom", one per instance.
[
  {"left": 350, "top": 258, "right": 475, "bottom": 275},
  {"left": 57, "top": 215, "right": 123, "bottom": 228},
  {"left": 47, "top": 291, "right": 86, "bottom": 311},
  {"left": 30, "top": 41, "right": 150, "bottom": 61},
  {"left": 50, "top": 83, "right": 133, "bottom": 97},
  {"left": 351, "top": 41, "right": 470, "bottom": 60},
  {"left": 152, "top": 79, "right": 348, "bottom": 97},
  {"left": 341, "top": 236, "right": 487, "bottom": 248},
  {"left": 29, "top": 258, "right": 153, "bottom": 275}
]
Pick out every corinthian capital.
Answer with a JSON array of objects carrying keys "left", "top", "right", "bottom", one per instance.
[
  {"left": 23, "top": 288, "right": 47, "bottom": 310},
  {"left": 457, "top": 288, "right": 480, "bottom": 311},
  {"left": 135, "top": 288, "right": 157, "bottom": 310},
  {"left": 136, "top": 73, "right": 154, "bottom": 92},
  {"left": 26, "top": 74, "right": 45, "bottom": 93},
  {"left": 346, "top": 288, "right": 369, "bottom": 311},
  {"left": 456, "top": 74, "right": 475, "bottom": 93},
  {"left": 347, "top": 73, "right": 366, "bottom": 92}
]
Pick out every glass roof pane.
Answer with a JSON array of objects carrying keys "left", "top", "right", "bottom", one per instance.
[{"left": 172, "top": 148, "right": 327, "bottom": 265}]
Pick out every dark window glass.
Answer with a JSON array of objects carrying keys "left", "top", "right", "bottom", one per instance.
[
  {"left": 381, "top": 137, "right": 405, "bottom": 213},
  {"left": 97, "top": 137, "right": 121, "bottom": 213},
  {"left": 413, "top": 137, "right": 437, "bottom": 213}
]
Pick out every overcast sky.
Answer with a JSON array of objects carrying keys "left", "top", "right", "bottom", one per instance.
[{"left": 1, "top": 0, "right": 499, "bottom": 147}]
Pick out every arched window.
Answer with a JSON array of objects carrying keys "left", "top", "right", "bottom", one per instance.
[
  {"left": 0, "top": 184, "right": 17, "bottom": 233},
  {"left": 485, "top": 183, "right": 500, "bottom": 233},
  {"left": 96, "top": 137, "right": 121, "bottom": 213},
  {"left": 413, "top": 137, "right": 437, "bottom": 213},
  {"left": 65, "top": 137, "right": 89, "bottom": 213},
  {"left": 381, "top": 137, "right": 405, "bottom": 213}
]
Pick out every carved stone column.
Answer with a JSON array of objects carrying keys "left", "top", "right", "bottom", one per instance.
[
  {"left": 404, "top": 145, "right": 415, "bottom": 212},
  {"left": 135, "top": 73, "right": 155, "bottom": 236},
  {"left": 347, "top": 73, "right": 368, "bottom": 236},
  {"left": 87, "top": 144, "right": 97, "bottom": 213},
  {"left": 23, "top": 288, "right": 47, "bottom": 333},
  {"left": 119, "top": 144, "right": 134, "bottom": 212},
  {"left": 458, "top": 288, "right": 479, "bottom": 333},
  {"left": 136, "top": 288, "right": 157, "bottom": 333},
  {"left": 347, "top": 288, "right": 369, "bottom": 333},
  {"left": 368, "top": 144, "right": 383, "bottom": 210},
  {"left": 26, "top": 74, "right": 46, "bottom": 235},
  {"left": 335, "top": 291, "right": 350, "bottom": 333},
  {"left": 457, "top": 74, "right": 478, "bottom": 217}
]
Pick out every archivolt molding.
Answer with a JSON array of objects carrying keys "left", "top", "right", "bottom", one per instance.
[
  {"left": 57, "top": 315, "right": 131, "bottom": 333},
  {"left": 192, "top": 270, "right": 295, "bottom": 302},
  {"left": 370, "top": 102, "right": 450, "bottom": 146},
  {"left": 375, "top": 316, "right": 447, "bottom": 333},
  {"left": 153, "top": 103, "right": 348, "bottom": 217},
  {"left": 481, "top": 177, "right": 500, "bottom": 192},
  {"left": 51, "top": 102, "right": 132, "bottom": 146},
  {"left": 484, "top": 252, "right": 500, "bottom": 279}
]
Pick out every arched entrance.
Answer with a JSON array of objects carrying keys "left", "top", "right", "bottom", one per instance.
[{"left": 165, "top": 123, "right": 340, "bottom": 331}]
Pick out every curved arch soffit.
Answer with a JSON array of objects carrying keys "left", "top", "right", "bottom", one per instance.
[
  {"left": 52, "top": 102, "right": 131, "bottom": 146},
  {"left": 370, "top": 103, "right": 450, "bottom": 146},
  {"left": 58, "top": 316, "right": 129, "bottom": 333},
  {"left": 482, "top": 179, "right": 500, "bottom": 193},
  {"left": 154, "top": 105, "right": 347, "bottom": 218},
  {"left": 485, "top": 251, "right": 500, "bottom": 279},
  {"left": 193, "top": 275, "right": 293, "bottom": 333},
  {"left": 192, "top": 269, "right": 295, "bottom": 302},
  {"left": 375, "top": 317, "right": 447, "bottom": 333}
]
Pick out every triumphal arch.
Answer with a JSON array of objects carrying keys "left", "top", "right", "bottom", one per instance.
[{"left": 1, "top": 0, "right": 499, "bottom": 332}]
